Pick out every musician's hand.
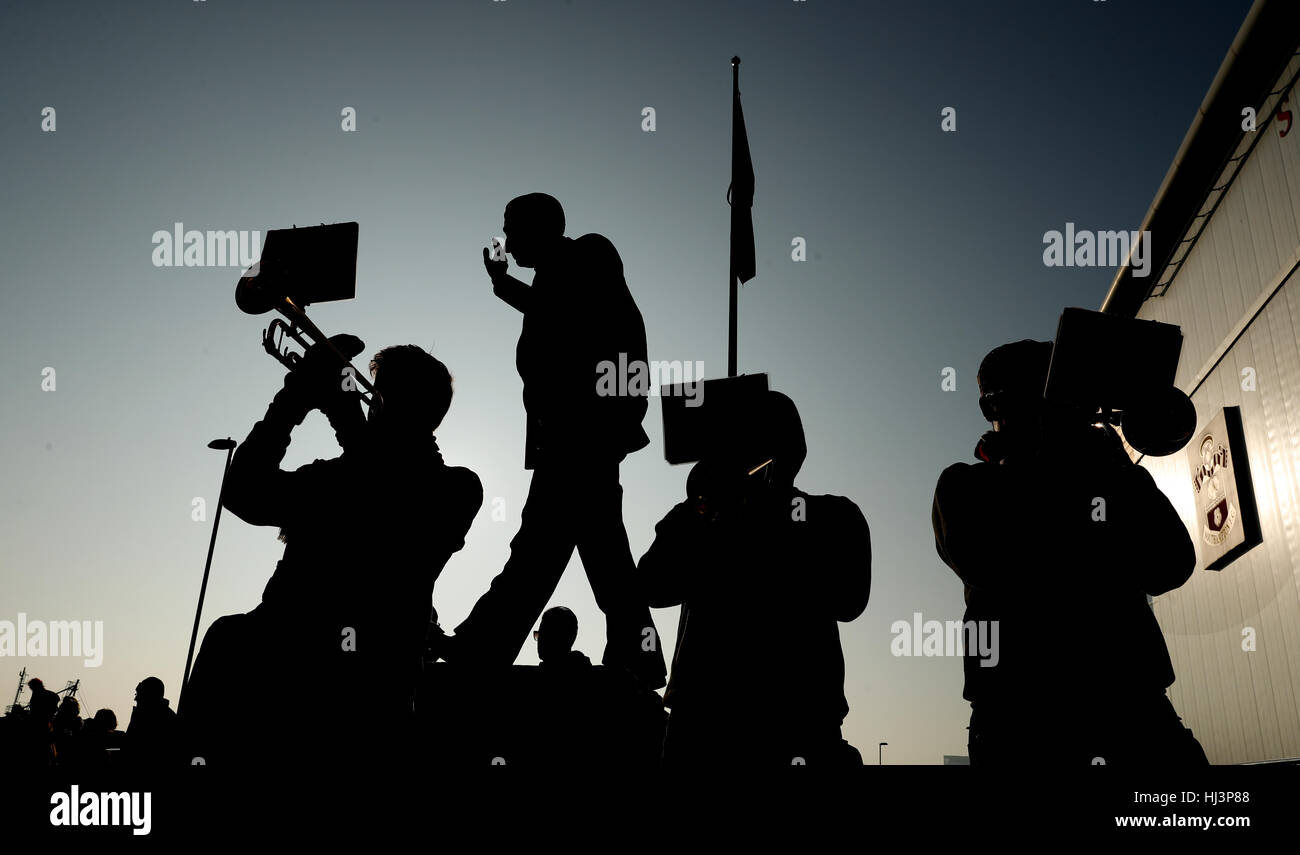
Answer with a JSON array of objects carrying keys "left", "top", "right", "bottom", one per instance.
[
  {"left": 974, "top": 430, "right": 1006, "bottom": 464},
  {"left": 686, "top": 459, "right": 749, "bottom": 522},
  {"left": 483, "top": 245, "right": 509, "bottom": 285},
  {"left": 284, "top": 333, "right": 366, "bottom": 411}
]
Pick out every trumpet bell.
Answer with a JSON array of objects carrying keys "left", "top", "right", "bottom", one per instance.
[
  {"left": 235, "top": 273, "right": 279, "bottom": 315},
  {"left": 1122, "top": 386, "right": 1197, "bottom": 457}
]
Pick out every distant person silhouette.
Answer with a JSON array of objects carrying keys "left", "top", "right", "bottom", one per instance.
[
  {"left": 535, "top": 606, "right": 586, "bottom": 670},
  {"left": 449, "top": 193, "right": 666, "bottom": 690},
  {"left": 79, "top": 708, "right": 122, "bottom": 768},
  {"left": 21, "top": 678, "right": 58, "bottom": 766},
  {"left": 53, "top": 696, "right": 81, "bottom": 731},
  {"left": 932, "top": 339, "right": 1207, "bottom": 766},
  {"left": 26, "top": 678, "right": 58, "bottom": 723},
  {"left": 639, "top": 391, "right": 871, "bottom": 766},
  {"left": 127, "top": 677, "right": 178, "bottom": 769},
  {"left": 184, "top": 340, "right": 482, "bottom": 768},
  {"left": 530, "top": 604, "right": 666, "bottom": 767},
  {"left": 52, "top": 696, "right": 82, "bottom": 766},
  {"left": 17, "top": 680, "right": 58, "bottom": 764}
]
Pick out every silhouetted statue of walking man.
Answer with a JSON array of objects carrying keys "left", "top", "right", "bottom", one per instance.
[
  {"left": 184, "top": 340, "right": 482, "bottom": 768},
  {"left": 449, "top": 193, "right": 667, "bottom": 689},
  {"left": 639, "top": 391, "right": 871, "bottom": 766},
  {"left": 932, "top": 339, "right": 1208, "bottom": 766}
]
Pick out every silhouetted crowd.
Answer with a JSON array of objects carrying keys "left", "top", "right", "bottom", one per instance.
[{"left": 1, "top": 676, "right": 176, "bottom": 770}]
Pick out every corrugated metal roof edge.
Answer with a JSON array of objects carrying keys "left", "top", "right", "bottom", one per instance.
[{"left": 1099, "top": 0, "right": 1300, "bottom": 317}]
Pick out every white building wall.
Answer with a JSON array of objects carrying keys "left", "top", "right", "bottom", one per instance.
[{"left": 1135, "top": 55, "right": 1300, "bottom": 763}]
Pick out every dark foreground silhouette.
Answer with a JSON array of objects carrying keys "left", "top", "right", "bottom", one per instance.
[
  {"left": 932, "top": 339, "right": 1209, "bottom": 767},
  {"left": 5, "top": 613, "right": 667, "bottom": 771},
  {"left": 422, "top": 608, "right": 666, "bottom": 767},
  {"left": 181, "top": 342, "right": 482, "bottom": 768},
  {"left": 640, "top": 391, "right": 871, "bottom": 767},
  {"left": 2, "top": 676, "right": 161, "bottom": 770}
]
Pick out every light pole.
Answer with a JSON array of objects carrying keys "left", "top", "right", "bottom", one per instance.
[
  {"left": 879, "top": 742, "right": 888, "bottom": 765},
  {"left": 180, "top": 438, "right": 236, "bottom": 705}
]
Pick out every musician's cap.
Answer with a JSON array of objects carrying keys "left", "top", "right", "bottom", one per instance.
[{"left": 977, "top": 340, "right": 1053, "bottom": 396}]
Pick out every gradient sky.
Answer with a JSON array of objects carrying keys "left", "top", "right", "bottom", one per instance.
[{"left": 0, "top": 0, "right": 1254, "bottom": 763}]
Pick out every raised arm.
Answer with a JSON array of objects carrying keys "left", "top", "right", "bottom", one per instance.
[
  {"left": 483, "top": 246, "right": 531, "bottom": 313},
  {"left": 223, "top": 337, "right": 363, "bottom": 527},
  {"left": 222, "top": 384, "right": 328, "bottom": 527}
]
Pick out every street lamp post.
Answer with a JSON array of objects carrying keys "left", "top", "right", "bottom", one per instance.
[
  {"left": 879, "top": 742, "right": 888, "bottom": 765},
  {"left": 180, "top": 438, "right": 237, "bottom": 706}
]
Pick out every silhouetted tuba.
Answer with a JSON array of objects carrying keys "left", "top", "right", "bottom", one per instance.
[{"left": 1045, "top": 308, "right": 1196, "bottom": 457}]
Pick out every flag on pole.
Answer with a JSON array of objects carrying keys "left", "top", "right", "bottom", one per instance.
[{"left": 729, "top": 56, "right": 756, "bottom": 285}]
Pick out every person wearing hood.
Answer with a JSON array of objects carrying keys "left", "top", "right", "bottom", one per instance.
[{"left": 638, "top": 390, "right": 871, "bottom": 766}]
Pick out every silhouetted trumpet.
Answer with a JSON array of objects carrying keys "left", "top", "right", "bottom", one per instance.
[{"left": 234, "top": 222, "right": 380, "bottom": 411}]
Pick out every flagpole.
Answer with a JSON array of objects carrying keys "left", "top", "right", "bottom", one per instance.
[
  {"left": 728, "top": 55, "right": 740, "bottom": 378},
  {"left": 728, "top": 260, "right": 737, "bottom": 377}
]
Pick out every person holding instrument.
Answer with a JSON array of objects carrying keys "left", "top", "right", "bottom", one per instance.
[
  {"left": 638, "top": 390, "right": 871, "bottom": 766},
  {"left": 932, "top": 339, "right": 1207, "bottom": 767},
  {"left": 184, "top": 337, "right": 482, "bottom": 769}
]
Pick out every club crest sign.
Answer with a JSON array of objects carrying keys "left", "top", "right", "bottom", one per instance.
[
  {"left": 1187, "top": 406, "right": 1262, "bottom": 571},
  {"left": 1194, "top": 437, "right": 1236, "bottom": 545}
]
